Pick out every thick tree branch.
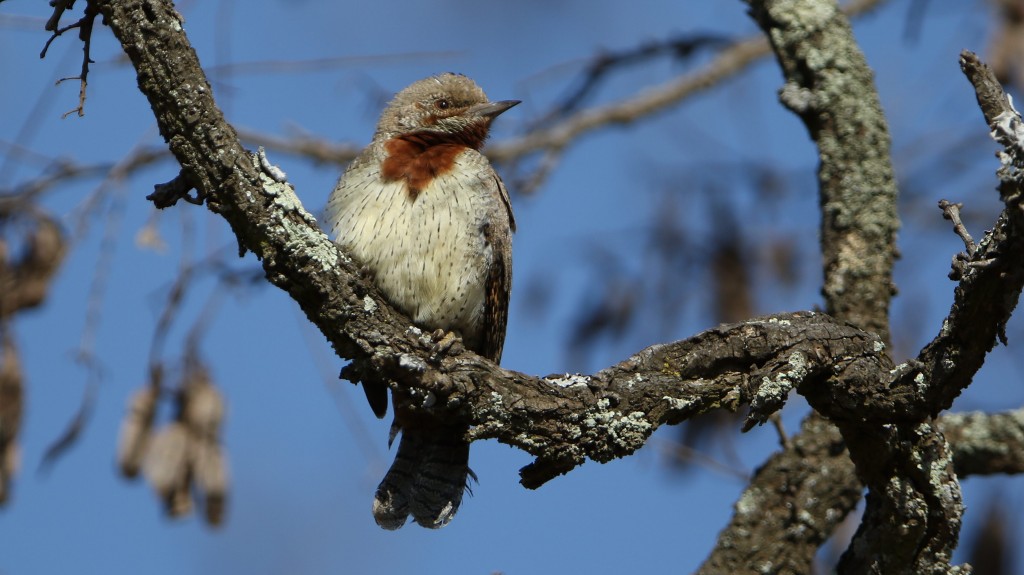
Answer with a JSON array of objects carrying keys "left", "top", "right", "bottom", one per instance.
[
  {"left": 943, "top": 409, "right": 1024, "bottom": 477},
  {"left": 747, "top": 0, "right": 899, "bottom": 344},
  {"left": 698, "top": 415, "right": 858, "bottom": 575}
]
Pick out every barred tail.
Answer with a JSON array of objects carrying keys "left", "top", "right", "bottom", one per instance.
[{"left": 372, "top": 425, "right": 470, "bottom": 530}]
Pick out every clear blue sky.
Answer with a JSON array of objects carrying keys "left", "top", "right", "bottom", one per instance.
[{"left": 1, "top": 1, "right": 1021, "bottom": 573}]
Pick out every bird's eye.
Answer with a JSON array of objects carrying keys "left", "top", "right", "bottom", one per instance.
[{"left": 435, "top": 99, "right": 451, "bottom": 110}]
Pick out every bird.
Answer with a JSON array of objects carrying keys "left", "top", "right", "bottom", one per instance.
[{"left": 324, "top": 73, "right": 517, "bottom": 530}]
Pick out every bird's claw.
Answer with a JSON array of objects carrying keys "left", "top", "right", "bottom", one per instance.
[{"left": 429, "top": 329, "right": 463, "bottom": 360}]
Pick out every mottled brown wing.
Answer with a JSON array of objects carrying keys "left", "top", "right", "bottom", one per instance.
[
  {"left": 479, "top": 174, "right": 514, "bottom": 363},
  {"left": 496, "top": 173, "right": 516, "bottom": 233}
]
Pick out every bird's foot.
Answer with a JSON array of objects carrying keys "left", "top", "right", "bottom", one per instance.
[{"left": 429, "top": 329, "right": 463, "bottom": 361}]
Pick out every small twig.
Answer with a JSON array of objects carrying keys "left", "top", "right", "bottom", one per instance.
[
  {"left": 39, "top": 18, "right": 83, "bottom": 59},
  {"left": 768, "top": 413, "right": 792, "bottom": 450},
  {"left": 527, "top": 33, "right": 733, "bottom": 131},
  {"left": 45, "top": 0, "right": 77, "bottom": 32},
  {"left": 650, "top": 436, "right": 750, "bottom": 482},
  {"left": 507, "top": 147, "right": 564, "bottom": 196},
  {"left": 40, "top": 2, "right": 98, "bottom": 118},
  {"left": 37, "top": 379, "right": 97, "bottom": 474},
  {"left": 938, "top": 199, "right": 977, "bottom": 255},
  {"left": 147, "top": 170, "right": 203, "bottom": 208},
  {"left": 488, "top": 0, "right": 888, "bottom": 166}
]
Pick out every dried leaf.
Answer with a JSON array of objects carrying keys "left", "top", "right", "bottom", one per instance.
[
  {"left": 0, "top": 334, "right": 22, "bottom": 505},
  {"left": 117, "top": 385, "right": 159, "bottom": 478},
  {"left": 183, "top": 377, "right": 224, "bottom": 441},
  {"left": 192, "top": 442, "right": 229, "bottom": 526},
  {"left": 143, "top": 422, "right": 191, "bottom": 506}
]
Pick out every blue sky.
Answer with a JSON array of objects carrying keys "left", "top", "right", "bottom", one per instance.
[{"left": 1, "top": 1, "right": 1022, "bottom": 573}]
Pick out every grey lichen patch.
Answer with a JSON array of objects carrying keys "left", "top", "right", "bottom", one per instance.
[
  {"left": 993, "top": 101, "right": 1024, "bottom": 148},
  {"left": 278, "top": 216, "right": 339, "bottom": 271},
  {"left": 514, "top": 432, "right": 550, "bottom": 450},
  {"left": 362, "top": 295, "right": 377, "bottom": 313},
  {"left": 404, "top": 325, "right": 436, "bottom": 348},
  {"left": 663, "top": 396, "right": 695, "bottom": 411},
  {"left": 750, "top": 351, "right": 808, "bottom": 421},
  {"left": 468, "top": 391, "right": 513, "bottom": 441},
  {"left": 735, "top": 489, "right": 759, "bottom": 516},
  {"left": 611, "top": 411, "right": 652, "bottom": 445},
  {"left": 251, "top": 151, "right": 317, "bottom": 226},
  {"left": 257, "top": 147, "right": 288, "bottom": 183},
  {"left": 578, "top": 399, "right": 653, "bottom": 462},
  {"left": 248, "top": 151, "right": 343, "bottom": 273},
  {"left": 779, "top": 82, "right": 815, "bottom": 114},
  {"left": 268, "top": 185, "right": 318, "bottom": 227},
  {"left": 915, "top": 422, "right": 954, "bottom": 485},
  {"left": 398, "top": 353, "right": 427, "bottom": 373},
  {"left": 914, "top": 372, "right": 927, "bottom": 395},
  {"left": 896, "top": 423, "right": 963, "bottom": 538},
  {"left": 768, "top": 0, "right": 835, "bottom": 42},
  {"left": 546, "top": 373, "right": 591, "bottom": 388}
]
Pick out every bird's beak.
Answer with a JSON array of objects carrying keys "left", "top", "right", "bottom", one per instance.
[{"left": 468, "top": 100, "right": 520, "bottom": 119}]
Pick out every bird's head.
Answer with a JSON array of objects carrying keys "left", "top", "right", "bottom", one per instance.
[{"left": 375, "top": 73, "right": 519, "bottom": 150}]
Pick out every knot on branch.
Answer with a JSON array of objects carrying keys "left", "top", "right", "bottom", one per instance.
[{"left": 147, "top": 170, "right": 203, "bottom": 208}]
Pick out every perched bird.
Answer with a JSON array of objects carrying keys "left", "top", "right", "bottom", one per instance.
[{"left": 324, "top": 73, "right": 517, "bottom": 529}]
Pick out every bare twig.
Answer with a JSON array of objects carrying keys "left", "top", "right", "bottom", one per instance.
[
  {"left": 0, "top": 146, "right": 167, "bottom": 207},
  {"left": 938, "top": 199, "right": 977, "bottom": 255},
  {"left": 45, "top": 0, "right": 77, "bottom": 31},
  {"left": 528, "top": 33, "right": 733, "bottom": 130},
  {"left": 488, "top": 0, "right": 888, "bottom": 166},
  {"left": 41, "top": 1, "right": 99, "bottom": 118},
  {"left": 767, "top": 413, "right": 790, "bottom": 450},
  {"left": 236, "top": 128, "right": 360, "bottom": 167}
]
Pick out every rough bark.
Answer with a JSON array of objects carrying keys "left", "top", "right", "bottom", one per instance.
[
  {"left": 943, "top": 409, "right": 1024, "bottom": 477},
  {"left": 698, "top": 415, "right": 858, "bottom": 575}
]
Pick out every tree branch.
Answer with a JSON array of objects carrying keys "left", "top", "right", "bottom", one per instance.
[
  {"left": 698, "top": 415, "right": 859, "bottom": 575},
  {"left": 897, "top": 51, "right": 1024, "bottom": 415},
  {"left": 943, "top": 409, "right": 1024, "bottom": 477}
]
